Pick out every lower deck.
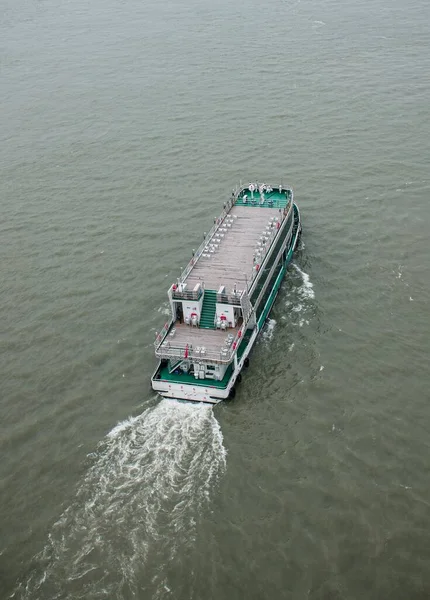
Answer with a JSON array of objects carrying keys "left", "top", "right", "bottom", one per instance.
[
  {"left": 159, "top": 320, "right": 242, "bottom": 358},
  {"left": 154, "top": 329, "right": 253, "bottom": 389}
]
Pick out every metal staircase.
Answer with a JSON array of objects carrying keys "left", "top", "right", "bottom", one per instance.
[
  {"left": 240, "top": 290, "right": 253, "bottom": 323},
  {"left": 199, "top": 290, "right": 217, "bottom": 329}
]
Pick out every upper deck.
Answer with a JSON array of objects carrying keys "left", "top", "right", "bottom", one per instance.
[{"left": 183, "top": 185, "right": 292, "bottom": 293}]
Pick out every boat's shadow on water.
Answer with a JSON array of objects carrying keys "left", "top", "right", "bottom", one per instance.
[{"left": 13, "top": 400, "right": 226, "bottom": 600}]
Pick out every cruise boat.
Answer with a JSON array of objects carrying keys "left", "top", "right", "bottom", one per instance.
[{"left": 151, "top": 182, "right": 302, "bottom": 403}]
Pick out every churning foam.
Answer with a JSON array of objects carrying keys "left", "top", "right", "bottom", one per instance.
[
  {"left": 15, "top": 400, "right": 226, "bottom": 600},
  {"left": 292, "top": 264, "right": 315, "bottom": 300},
  {"left": 262, "top": 318, "right": 277, "bottom": 341},
  {"left": 280, "top": 263, "right": 316, "bottom": 328}
]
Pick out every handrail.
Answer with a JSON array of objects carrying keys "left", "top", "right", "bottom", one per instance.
[
  {"left": 216, "top": 292, "right": 242, "bottom": 305},
  {"left": 248, "top": 201, "right": 293, "bottom": 296},
  {"left": 253, "top": 219, "right": 294, "bottom": 310},
  {"left": 235, "top": 183, "right": 294, "bottom": 203},
  {"left": 155, "top": 299, "right": 255, "bottom": 364},
  {"left": 154, "top": 287, "right": 252, "bottom": 357},
  {"left": 178, "top": 195, "right": 236, "bottom": 284},
  {"left": 172, "top": 288, "right": 203, "bottom": 301},
  {"left": 155, "top": 342, "right": 233, "bottom": 365},
  {"left": 154, "top": 321, "right": 171, "bottom": 348},
  {"left": 239, "top": 288, "right": 252, "bottom": 321}
]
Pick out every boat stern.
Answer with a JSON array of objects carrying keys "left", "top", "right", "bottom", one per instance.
[{"left": 151, "top": 368, "right": 229, "bottom": 404}]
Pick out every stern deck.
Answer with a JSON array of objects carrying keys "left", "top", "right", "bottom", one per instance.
[{"left": 160, "top": 321, "right": 241, "bottom": 357}]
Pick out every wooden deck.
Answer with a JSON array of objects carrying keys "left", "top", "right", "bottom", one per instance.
[
  {"left": 160, "top": 321, "right": 241, "bottom": 357},
  {"left": 185, "top": 205, "right": 282, "bottom": 292}
]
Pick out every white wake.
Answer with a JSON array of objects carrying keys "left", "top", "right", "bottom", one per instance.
[
  {"left": 282, "top": 263, "right": 316, "bottom": 328},
  {"left": 15, "top": 400, "right": 226, "bottom": 600},
  {"left": 262, "top": 317, "right": 277, "bottom": 341},
  {"left": 292, "top": 264, "right": 315, "bottom": 300}
]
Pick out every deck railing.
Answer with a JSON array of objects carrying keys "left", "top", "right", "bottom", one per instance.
[
  {"left": 247, "top": 201, "right": 293, "bottom": 295},
  {"left": 178, "top": 194, "right": 236, "bottom": 284},
  {"left": 155, "top": 325, "right": 254, "bottom": 365},
  {"left": 154, "top": 322, "right": 171, "bottom": 348},
  {"left": 172, "top": 287, "right": 203, "bottom": 301},
  {"left": 253, "top": 219, "right": 294, "bottom": 310},
  {"left": 154, "top": 298, "right": 255, "bottom": 364},
  {"left": 156, "top": 343, "right": 231, "bottom": 365},
  {"left": 216, "top": 291, "right": 242, "bottom": 305}
]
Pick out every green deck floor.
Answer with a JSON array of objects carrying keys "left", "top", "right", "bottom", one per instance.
[
  {"left": 235, "top": 189, "right": 291, "bottom": 209},
  {"left": 157, "top": 364, "right": 234, "bottom": 389}
]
